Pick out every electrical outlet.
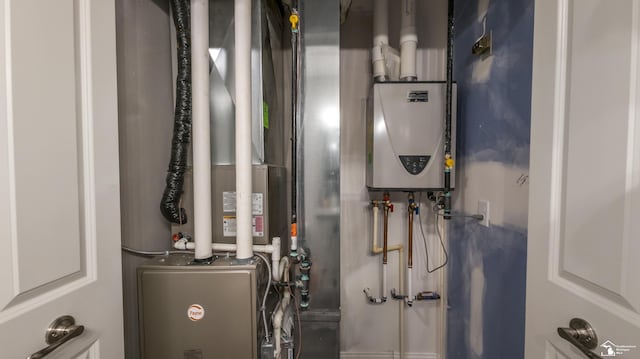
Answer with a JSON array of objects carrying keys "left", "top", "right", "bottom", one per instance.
[{"left": 478, "top": 200, "right": 490, "bottom": 227}]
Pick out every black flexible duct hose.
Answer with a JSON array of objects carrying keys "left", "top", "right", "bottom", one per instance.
[{"left": 161, "top": 0, "right": 192, "bottom": 224}]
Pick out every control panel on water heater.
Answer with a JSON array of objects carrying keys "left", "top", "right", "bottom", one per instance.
[{"left": 366, "top": 82, "right": 456, "bottom": 190}]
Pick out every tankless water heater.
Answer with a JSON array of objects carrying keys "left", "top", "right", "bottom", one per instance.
[{"left": 366, "top": 82, "right": 456, "bottom": 190}]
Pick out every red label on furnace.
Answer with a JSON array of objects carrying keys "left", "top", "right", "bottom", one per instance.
[{"left": 254, "top": 216, "right": 264, "bottom": 233}]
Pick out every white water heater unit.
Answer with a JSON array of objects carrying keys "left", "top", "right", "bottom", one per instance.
[{"left": 366, "top": 81, "right": 456, "bottom": 191}]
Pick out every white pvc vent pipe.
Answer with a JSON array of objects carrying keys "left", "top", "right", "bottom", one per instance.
[
  {"left": 372, "top": 0, "right": 389, "bottom": 81},
  {"left": 174, "top": 237, "right": 280, "bottom": 259},
  {"left": 234, "top": 0, "right": 254, "bottom": 260},
  {"left": 191, "top": 0, "right": 213, "bottom": 261},
  {"left": 400, "top": 0, "right": 417, "bottom": 81}
]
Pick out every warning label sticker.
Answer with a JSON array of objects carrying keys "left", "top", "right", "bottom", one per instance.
[
  {"left": 223, "top": 215, "right": 264, "bottom": 237},
  {"left": 222, "top": 192, "right": 235, "bottom": 213},
  {"left": 254, "top": 215, "right": 264, "bottom": 237},
  {"left": 222, "top": 192, "right": 263, "bottom": 215},
  {"left": 223, "top": 216, "right": 236, "bottom": 237}
]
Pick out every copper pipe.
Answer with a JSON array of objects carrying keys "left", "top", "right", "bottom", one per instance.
[
  {"left": 382, "top": 193, "right": 392, "bottom": 264},
  {"left": 383, "top": 204, "right": 389, "bottom": 264},
  {"left": 408, "top": 209, "right": 413, "bottom": 268},
  {"left": 407, "top": 193, "right": 417, "bottom": 269}
]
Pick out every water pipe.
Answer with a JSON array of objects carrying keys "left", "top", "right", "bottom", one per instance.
[
  {"left": 365, "top": 196, "right": 400, "bottom": 304},
  {"left": 273, "top": 256, "right": 292, "bottom": 359},
  {"left": 407, "top": 193, "right": 418, "bottom": 306},
  {"left": 299, "top": 256, "right": 311, "bottom": 309},
  {"left": 363, "top": 198, "right": 405, "bottom": 358}
]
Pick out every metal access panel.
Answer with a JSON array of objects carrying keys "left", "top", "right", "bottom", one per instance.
[
  {"left": 213, "top": 165, "right": 287, "bottom": 245},
  {"left": 138, "top": 255, "right": 267, "bottom": 359},
  {"left": 209, "top": 0, "right": 286, "bottom": 166},
  {"left": 366, "top": 82, "right": 457, "bottom": 191}
]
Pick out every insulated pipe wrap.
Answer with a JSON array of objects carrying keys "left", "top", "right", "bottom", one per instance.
[{"left": 161, "top": 0, "right": 192, "bottom": 224}]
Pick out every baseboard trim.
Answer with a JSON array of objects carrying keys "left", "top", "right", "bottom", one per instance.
[{"left": 340, "top": 352, "right": 438, "bottom": 359}]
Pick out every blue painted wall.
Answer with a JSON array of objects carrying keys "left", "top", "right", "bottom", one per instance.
[
  {"left": 448, "top": 221, "right": 528, "bottom": 358},
  {"left": 454, "top": 0, "right": 534, "bottom": 166},
  {"left": 447, "top": 0, "right": 534, "bottom": 358}
]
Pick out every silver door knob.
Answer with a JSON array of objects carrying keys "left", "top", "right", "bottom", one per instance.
[
  {"left": 557, "top": 318, "right": 601, "bottom": 359},
  {"left": 27, "top": 315, "right": 84, "bottom": 359}
]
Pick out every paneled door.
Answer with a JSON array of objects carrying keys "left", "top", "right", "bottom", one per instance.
[
  {"left": 0, "top": 0, "right": 124, "bottom": 358},
  {"left": 526, "top": 0, "right": 640, "bottom": 358}
]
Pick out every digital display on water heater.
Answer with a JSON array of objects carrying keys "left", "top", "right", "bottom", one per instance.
[{"left": 399, "top": 155, "right": 430, "bottom": 175}]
